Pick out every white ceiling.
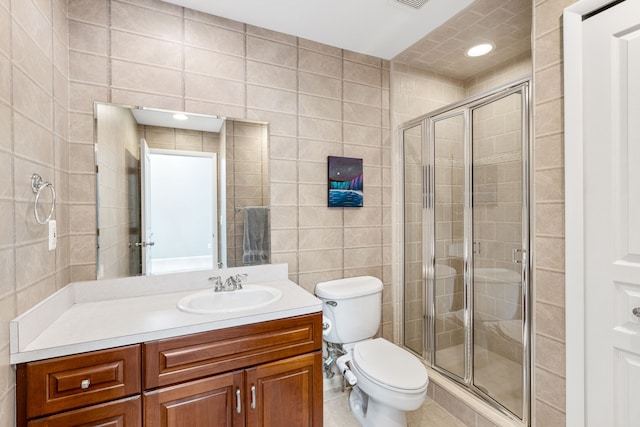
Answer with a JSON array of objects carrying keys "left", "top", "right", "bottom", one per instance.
[{"left": 161, "top": 0, "right": 475, "bottom": 60}]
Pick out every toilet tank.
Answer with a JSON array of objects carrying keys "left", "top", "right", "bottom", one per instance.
[{"left": 314, "top": 276, "right": 383, "bottom": 345}]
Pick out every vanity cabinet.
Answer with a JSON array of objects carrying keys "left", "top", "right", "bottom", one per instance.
[
  {"left": 144, "top": 352, "right": 321, "bottom": 427},
  {"left": 143, "top": 313, "right": 323, "bottom": 426},
  {"left": 16, "top": 313, "right": 322, "bottom": 427}
]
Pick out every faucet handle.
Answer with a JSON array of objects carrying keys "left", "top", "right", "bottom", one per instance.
[
  {"left": 235, "top": 273, "right": 248, "bottom": 290},
  {"left": 209, "top": 275, "right": 223, "bottom": 291}
]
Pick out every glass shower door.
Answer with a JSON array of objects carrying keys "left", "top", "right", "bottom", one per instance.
[
  {"left": 400, "top": 80, "right": 530, "bottom": 423},
  {"left": 431, "top": 113, "right": 466, "bottom": 380},
  {"left": 402, "top": 123, "right": 426, "bottom": 359},
  {"left": 471, "top": 91, "right": 527, "bottom": 418}
]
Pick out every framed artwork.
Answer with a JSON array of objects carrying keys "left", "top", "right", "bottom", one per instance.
[{"left": 328, "top": 156, "right": 363, "bottom": 207}]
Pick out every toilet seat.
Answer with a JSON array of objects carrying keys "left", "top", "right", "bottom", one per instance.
[{"left": 352, "top": 338, "right": 428, "bottom": 393}]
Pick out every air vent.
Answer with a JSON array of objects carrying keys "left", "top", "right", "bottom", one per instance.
[{"left": 395, "top": 0, "right": 429, "bottom": 9}]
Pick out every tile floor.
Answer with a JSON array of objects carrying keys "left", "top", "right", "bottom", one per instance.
[{"left": 322, "top": 372, "right": 465, "bottom": 427}]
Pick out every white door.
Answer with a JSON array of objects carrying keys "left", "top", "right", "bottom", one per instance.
[
  {"left": 580, "top": 1, "right": 640, "bottom": 425},
  {"left": 140, "top": 138, "right": 153, "bottom": 275}
]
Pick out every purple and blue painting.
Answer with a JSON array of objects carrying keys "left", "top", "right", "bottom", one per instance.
[{"left": 328, "top": 156, "right": 363, "bottom": 207}]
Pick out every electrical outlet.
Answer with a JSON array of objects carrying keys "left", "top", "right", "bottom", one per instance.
[{"left": 48, "top": 220, "right": 57, "bottom": 251}]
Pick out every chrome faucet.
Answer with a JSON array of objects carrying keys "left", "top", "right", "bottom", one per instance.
[
  {"left": 211, "top": 273, "right": 249, "bottom": 292},
  {"left": 224, "top": 273, "right": 248, "bottom": 291},
  {"left": 224, "top": 275, "right": 237, "bottom": 291}
]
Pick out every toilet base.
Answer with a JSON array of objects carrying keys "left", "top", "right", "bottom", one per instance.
[{"left": 349, "top": 386, "right": 408, "bottom": 427}]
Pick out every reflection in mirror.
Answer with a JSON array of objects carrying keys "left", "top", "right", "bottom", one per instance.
[{"left": 95, "top": 103, "right": 270, "bottom": 279}]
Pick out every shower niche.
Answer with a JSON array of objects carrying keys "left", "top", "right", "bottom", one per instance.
[{"left": 400, "top": 80, "right": 531, "bottom": 423}]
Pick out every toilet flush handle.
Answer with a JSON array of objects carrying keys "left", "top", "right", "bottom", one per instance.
[{"left": 326, "top": 301, "right": 337, "bottom": 307}]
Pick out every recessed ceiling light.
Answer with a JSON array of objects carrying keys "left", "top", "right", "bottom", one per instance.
[
  {"left": 466, "top": 43, "right": 494, "bottom": 57},
  {"left": 173, "top": 113, "right": 188, "bottom": 120}
]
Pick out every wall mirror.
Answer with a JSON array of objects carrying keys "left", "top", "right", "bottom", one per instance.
[{"left": 94, "top": 102, "right": 270, "bottom": 279}]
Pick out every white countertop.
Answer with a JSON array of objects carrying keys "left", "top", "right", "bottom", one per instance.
[{"left": 10, "top": 264, "right": 322, "bottom": 364}]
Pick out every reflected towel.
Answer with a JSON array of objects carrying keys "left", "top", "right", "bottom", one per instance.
[{"left": 242, "top": 206, "right": 270, "bottom": 265}]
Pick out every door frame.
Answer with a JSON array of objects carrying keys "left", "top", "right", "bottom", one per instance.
[{"left": 563, "top": 1, "right": 617, "bottom": 425}]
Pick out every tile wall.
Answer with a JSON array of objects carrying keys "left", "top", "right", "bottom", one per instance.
[
  {"left": 532, "top": 0, "right": 573, "bottom": 424},
  {"left": 0, "top": 0, "right": 70, "bottom": 424},
  {"left": 65, "top": 0, "right": 392, "bottom": 332}
]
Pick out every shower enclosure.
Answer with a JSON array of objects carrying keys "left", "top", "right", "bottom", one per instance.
[{"left": 400, "top": 80, "right": 530, "bottom": 423}]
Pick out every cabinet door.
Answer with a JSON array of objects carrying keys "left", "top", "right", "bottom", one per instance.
[
  {"left": 245, "top": 351, "right": 322, "bottom": 427},
  {"left": 27, "top": 395, "right": 140, "bottom": 427},
  {"left": 144, "top": 370, "right": 244, "bottom": 427}
]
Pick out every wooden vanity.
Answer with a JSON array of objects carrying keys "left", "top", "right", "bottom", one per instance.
[
  {"left": 10, "top": 265, "right": 324, "bottom": 427},
  {"left": 16, "top": 313, "right": 323, "bottom": 426}
]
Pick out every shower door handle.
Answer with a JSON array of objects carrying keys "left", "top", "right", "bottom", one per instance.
[
  {"left": 512, "top": 248, "right": 527, "bottom": 264},
  {"left": 423, "top": 165, "right": 431, "bottom": 209}
]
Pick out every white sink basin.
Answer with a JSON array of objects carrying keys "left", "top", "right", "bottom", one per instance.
[{"left": 177, "top": 285, "right": 282, "bottom": 314}]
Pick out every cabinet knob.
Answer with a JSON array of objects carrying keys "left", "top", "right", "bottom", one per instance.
[
  {"left": 236, "top": 389, "right": 242, "bottom": 414},
  {"left": 80, "top": 379, "right": 90, "bottom": 389}
]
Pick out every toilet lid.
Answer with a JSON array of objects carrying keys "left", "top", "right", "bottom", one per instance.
[{"left": 352, "top": 338, "right": 428, "bottom": 392}]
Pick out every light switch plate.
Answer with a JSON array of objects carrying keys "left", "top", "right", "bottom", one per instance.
[{"left": 48, "top": 220, "right": 57, "bottom": 251}]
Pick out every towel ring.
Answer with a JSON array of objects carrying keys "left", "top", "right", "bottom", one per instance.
[{"left": 31, "top": 174, "right": 56, "bottom": 225}]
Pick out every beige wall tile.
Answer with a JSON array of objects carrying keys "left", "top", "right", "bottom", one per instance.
[
  {"left": 535, "top": 63, "right": 562, "bottom": 104},
  {"left": 298, "top": 37, "right": 341, "bottom": 57},
  {"left": 344, "top": 82, "right": 381, "bottom": 107},
  {"left": 247, "top": 60, "right": 297, "bottom": 91},
  {"left": 12, "top": 69, "right": 53, "bottom": 130},
  {"left": 185, "top": 73, "right": 245, "bottom": 106},
  {"left": 12, "top": 0, "right": 53, "bottom": 60},
  {"left": 298, "top": 72, "right": 341, "bottom": 99},
  {"left": 536, "top": 334, "right": 565, "bottom": 377},
  {"left": 299, "top": 94, "right": 342, "bottom": 121},
  {"left": 68, "top": 0, "right": 109, "bottom": 25},
  {"left": 185, "top": 19, "right": 245, "bottom": 55},
  {"left": 68, "top": 21, "right": 107, "bottom": 55},
  {"left": 298, "top": 49, "right": 342, "bottom": 78},
  {"left": 112, "top": 59, "right": 183, "bottom": 96},
  {"left": 247, "top": 25, "right": 296, "bottom": 45},
  {"left": 0, "top": 6, "right": 7, "bottom": 56},
  {"left": 298, "top": 116, "right": 342, "bottom": 142},
  {"left": 13, "top": 114, "right": 54, "bottom": 165},
  {"left": 535, "top": 368, "right": 566, "bottom": 412},
  {"left": 13, "top": 22, "right": 53, "bottom": 94},
  {"left": 247, "top": 85, "right": 297, "bottom": 114},
  {"left": 111, "top": 1, "right": 182, "bottom": 41},
  {"left": 114, "top": 30, "right": 183, "bottom": 69},
  {"left": 344, "top": 60, "right": 381, "bottom": 87},
  {"left": 299, "top": 227, "right": 343, "bottom": 250},
  {"left": 247, "top": 36, "right": 297, "bottom": 68},
  {"left": 69, "top": 50, "right": 109, "bottom": 85},
  {"left": 183, "top": 6, "right": 243, "bottom": 30},
  {"left": 535, "top": 400, "right": 566, "bottom": 426}
]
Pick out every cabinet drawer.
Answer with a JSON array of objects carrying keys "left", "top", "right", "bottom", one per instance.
[
  {"left": 18, "top": 345, "right": 141, "bottom": 420},
  {"left": 27, "top": 395, "right": 141, "bottom": 427},
  {"left": 144, "top": 313, "right": 322, "bottom": 388}
]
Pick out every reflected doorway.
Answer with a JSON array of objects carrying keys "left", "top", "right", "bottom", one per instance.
[{"left": 140, "top": 144, "right": 218, "bottom": 275}]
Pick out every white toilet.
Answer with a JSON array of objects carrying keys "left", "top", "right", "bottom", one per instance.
[{"left": 315, "top": 276, "right": 428, "bottom": 427}]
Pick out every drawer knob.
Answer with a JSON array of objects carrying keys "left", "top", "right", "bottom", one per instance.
[{"left": 80, "top": 379, "right": 91, "bottom": 389}]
